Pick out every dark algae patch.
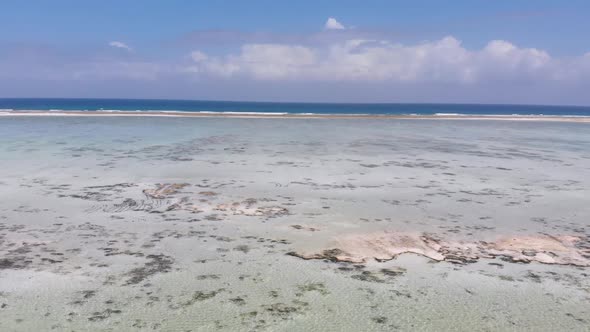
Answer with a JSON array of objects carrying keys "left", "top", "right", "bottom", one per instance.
[
  {"left": 124, "top": 254, "right": 174, "bottom": 285},
  {"left": 88, "top": 308, "right": 122, "bottom": 322}
]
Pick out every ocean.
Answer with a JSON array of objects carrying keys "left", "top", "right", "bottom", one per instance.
[{"left": 1, "top": 98, "right": 590, "bottom": 116}]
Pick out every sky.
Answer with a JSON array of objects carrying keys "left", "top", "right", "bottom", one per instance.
[{"left": 1, "top": 0, "right": 590, "bottom": 105}]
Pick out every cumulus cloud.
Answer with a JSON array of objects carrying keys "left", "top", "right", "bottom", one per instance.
[
  {"left": 191, "top": 44, "right": 316, "bottom": 79},
  {"left": 109, "top": 41, "right": 132, "bottom": 51},
  {"left": 187, "top": 36, "right": 590, "bottom": 83},
  {"left": 325, "top": 17, "right": 345, "bottom": 30}
]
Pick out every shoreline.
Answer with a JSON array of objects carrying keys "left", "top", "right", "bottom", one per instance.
[{"left": 1, "top": 110, "right": 590, "bottom": 122}]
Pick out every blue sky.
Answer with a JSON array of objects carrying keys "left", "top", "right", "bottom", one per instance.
[{"left": 1, "top": 1, "right": 590, "bottom": 104}]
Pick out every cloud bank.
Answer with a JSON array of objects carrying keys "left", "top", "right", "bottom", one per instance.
[{"left": 187, "top": 36, "right": 590, "bottom": 84}]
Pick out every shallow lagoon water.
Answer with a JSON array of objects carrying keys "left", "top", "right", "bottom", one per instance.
[{"left": 0, "top": 117, "right": 589, "bottom": 331}]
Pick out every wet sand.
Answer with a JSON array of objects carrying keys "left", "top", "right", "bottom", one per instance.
[{"left": 0, "top": 117, "right": 589, "bottom": 331}]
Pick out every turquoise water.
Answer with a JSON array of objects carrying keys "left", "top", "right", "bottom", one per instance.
[{"left": 1, "top": 98, "right": 590, "bottom": 115}]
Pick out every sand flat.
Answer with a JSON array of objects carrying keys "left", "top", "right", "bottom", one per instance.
[{"left": 0, "top": 116, "right": 589, "bottom": 331}]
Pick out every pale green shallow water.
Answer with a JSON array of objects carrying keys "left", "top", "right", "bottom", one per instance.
[{"left": 0, "top": 117, "right": 589, "bottom": 331}]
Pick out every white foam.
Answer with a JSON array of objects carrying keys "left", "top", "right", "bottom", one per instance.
[
  {"left": 434, "top": 113, "right": 463, "bottom": 116},
  {"left": 197, "top": 111, "right": 290, "bottom": 115}
]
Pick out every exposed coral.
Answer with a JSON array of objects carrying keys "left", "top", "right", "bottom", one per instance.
[
  {"left": 142, "top": 183, "right": 190, "bottom": 199},
  {"left": 289, "top": 231, "right": 590, "bottom": 267}
]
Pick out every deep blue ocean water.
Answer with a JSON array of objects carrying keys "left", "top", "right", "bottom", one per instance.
[{"left": 1, "top": 98, "right": 590, "bottom": 116}]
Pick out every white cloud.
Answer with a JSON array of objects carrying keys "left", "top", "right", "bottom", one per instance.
[
  {"left": 109, "top": 41, "right": 132, "bottom": 51},
  {"left": 190, "top": 44, "right": 316, "bottom": 79},
  {"left": 325, "top": 17, "right": 345, "bottom": 30},
  {"left": 188, "top": 36, "right": 590, "bottom": 84}
]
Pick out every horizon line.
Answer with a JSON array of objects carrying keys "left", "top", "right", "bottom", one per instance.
[{"left": 1, "top": 97, "right": 590, "bottom": 109}]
